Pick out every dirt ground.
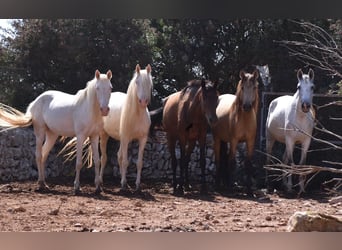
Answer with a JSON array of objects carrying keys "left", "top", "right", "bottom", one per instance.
[{"left": 0, "top": 176, "right": 341, "bottom": 232}]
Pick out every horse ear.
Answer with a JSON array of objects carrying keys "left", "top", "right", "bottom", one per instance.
[
  {"left": 136, "top": 64, "right": 141, "bottom": 74},
  {"left": 253, "top": 69, "right": 259, "bottom": 80},
  {"left": 95, "top": 70, "right": 100, "bottom": 79},
  {"left": 308, "top": 68, "right": 314, "bottom": 81},
  {"left": 146, "top": 64, "right": 152, "bottom": 74},
  {"left": 239, "top": 70, "right": 246, "bottom": 80},
  {"left": 106, "top": 70, "right": 112, "bottom": 80},
  {"left": 297, "top": 69, "right": 303, "bottom": 80}
]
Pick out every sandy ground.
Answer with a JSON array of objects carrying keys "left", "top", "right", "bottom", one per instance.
[{"left": 0, "top": 176, "right": 340, "bottom": 232}]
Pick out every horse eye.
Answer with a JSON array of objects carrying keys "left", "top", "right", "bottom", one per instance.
[
  {"left": 297, "top": 86, "right": 301, "bottom": 90},
  {"left": 311, "top": 86, "right": 314, "bottom": 90}
]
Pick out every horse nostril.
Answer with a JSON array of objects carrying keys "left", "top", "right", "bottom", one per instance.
[
  {"left": 301, "top": 103, "right": 311, "bottom": 113},
  {"left": 243, "top": 104, "right": 252, "bottom": 111}
]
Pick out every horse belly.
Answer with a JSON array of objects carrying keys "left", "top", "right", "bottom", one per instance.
[
  {"left": 266, "top": 97, "right": 291, "bottom": 143},
  {"left": 40, "top": 92, "right": 76, "bottom": 136},
  {"left": 43, "top": 108, "right": 75, "bottom": 136}
]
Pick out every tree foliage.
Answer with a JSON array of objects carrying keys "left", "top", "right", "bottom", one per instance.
[{"left": 0, "top": 19, "right": 339, "bottom": 110}]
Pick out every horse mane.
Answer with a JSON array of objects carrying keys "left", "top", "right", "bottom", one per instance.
[
  {"left": 75, "top": 78, "right": 96, "bottom": 107},
  {"left": 178, "top": 80, "right": 206, "bottom": 128},
  {"left": 120, "top": 69, "right": 152, "bottom": 132},
  {"left": 232, "top": 78, "right": 259, "bottom": 121}
]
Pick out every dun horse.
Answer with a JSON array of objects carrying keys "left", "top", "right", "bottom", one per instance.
[
  {"left": 212, "top": 70, "right": 259, "bottom": 195},
  {"left": 0, "top": 70, "right": 113, "bottom": 193},
  {"left": 265, "top": 69, "right": 315, "bottom": 194},
  {"left": 163, "top": 79, "right": 218, "bottom": 195}
]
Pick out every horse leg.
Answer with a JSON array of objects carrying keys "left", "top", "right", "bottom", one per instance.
[
  {"left": 184, "top": 140, "right": 196, "bottom": 192},
  {"left": 118, "top": 139, "right": 129, "bottom": 190},
  {"left": 135, "top": 136, "right": 148, "bottom": 191},
  {"left": 167, "top": 138, "right": 178, "bottom": 195},
  {"left": 265, "top": 135, "right": 275, "bottom": 191},
  {"left": 99, "top": 131, "right": 109, "bottom": 186},
  {"left": 74, "top": 135, "right": 86, "bottom": 194},
  {"left": 298, "top": 140, "right": 311, "bottom": 194},
  {"left": 245, "top": 139, "right": 255, "bottom": 196},
  {"left": 39, "top": 130, "right": 58, "bottom": 190},
  {"left": 220, "top": 141, "right": 228, "bottom": 189},
  {"left": 284, "top": 139, "right": 295, "bottom": 193},
  {"left": 199, "top": 142, "right": 207, "bottom": 194},
  {"left": 90, "top": 135, "right": 101, "bottom": 194},
  {"left": 227, "top": 140, "right": 238, "bottom": 191},
  {"left": 178, "top": 140, "right": 187, "bottom": 195},
  {"left": 213, "top": 137, "right": 222, "bottom": 190},
  {"left": 34, "top": 126, "right": 47, "bottom": 190}
]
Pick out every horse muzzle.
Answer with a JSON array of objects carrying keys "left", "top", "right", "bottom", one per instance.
[
  {"left": 100, "top": 107, "right": 110, "bottom": 116},
  {"left": 242, "top": 103, "right": 252, "bottom": 112},
  {"left": 139, "top": 99, "right": 149, "bottom": 108},
  {"left": 301, "top": 102, "right": 311, "bottom": 113}
]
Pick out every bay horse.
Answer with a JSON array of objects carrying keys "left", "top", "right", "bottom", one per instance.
[
  {"left": 265, "top": 68, "right": 315, "bottom": 194},
  {"left": 212, "top": 70, "right": 259, "bottom": 195},
  {"left": 0, "top": 70, "right": 113, "bottom": 193},
  {"left": 163, "top": 79, "right": 218, "bottom": 195},
  {"left": 99, "top": 64, "right": 152, "bottom": 191}
]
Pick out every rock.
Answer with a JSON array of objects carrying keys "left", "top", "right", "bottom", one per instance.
[{"left": 287, "top": 211, "right": 342, "bottom": 232}]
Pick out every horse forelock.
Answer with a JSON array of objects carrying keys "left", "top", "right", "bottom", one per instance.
[
  {"left": 234, "top": 75, "right": 259, "bottom": 114},
  {"left": 131, "top": 69, "right": 153, "bottom": 103}
]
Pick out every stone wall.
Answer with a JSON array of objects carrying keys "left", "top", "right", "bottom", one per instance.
[
  {"left": 0, "top": 128, "right": 65, "bottom": 182},
  {"left": 0, "top": 128, "right": 218, "bottom": 185}
]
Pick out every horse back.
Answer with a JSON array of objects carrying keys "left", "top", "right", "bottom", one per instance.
[{"left": 28, "top": 91, "right": 76, "bottom": 136}]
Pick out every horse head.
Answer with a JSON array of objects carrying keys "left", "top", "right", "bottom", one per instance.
[
  {"left": 297, "top": 68, "right": 315, "bottom": 113},
  {"left": 237, "top": 70, "right": 259, "bottom": 112},
  {"left": 134, "top": 64, "right": 153, "bottom": 109},
  {"left": 200, "top": 79, "right": 219, "bottom": 126},
  {"left": 95, "top": 69, "right": 113, "bottom": 116}
]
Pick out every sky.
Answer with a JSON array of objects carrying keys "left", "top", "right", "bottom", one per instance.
[
  {"left": 0, "top": 19, "right": 16, "bottom": 39},
  {"left": 0, "top": 19, "right": 13, "bottom": 30}
]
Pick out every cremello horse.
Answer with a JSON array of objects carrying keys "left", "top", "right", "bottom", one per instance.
[
  {"left": 266, "top": 68, "right": 315, "bottom": 194},
  {"left": 0, "top": 70, "right": 113, "bottom": 193},
  {"left": 99, "top": 64, "right": 152, "bottom": 191}
]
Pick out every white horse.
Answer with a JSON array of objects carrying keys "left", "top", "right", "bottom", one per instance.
[
  {"left": 0, "top": 70, "right": 113, "bottom": 193},
  {"left": 265, "top": 68, "right": 315, "bottom": 193}
]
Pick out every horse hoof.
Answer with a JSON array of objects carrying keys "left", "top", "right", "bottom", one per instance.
[
  {"left": 173, "top": 187, "right": 184, "bottom": 196},
  {"left": 246, "top": 189, "right": 254, "bottom": 197},
  {"left": 35, "top": 183, "right": 50, "bottom": 193},
  {"left": 74, "top": 188, "right": 82, "bottom": 196},
  {"left": 95, "top": 187, "right": 102, "bottom": 195}
]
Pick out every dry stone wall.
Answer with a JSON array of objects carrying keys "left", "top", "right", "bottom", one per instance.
[{"left": 0, "top": 128, "right": 219, "bottom": 186}]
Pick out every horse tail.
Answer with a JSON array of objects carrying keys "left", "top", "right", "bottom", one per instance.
[
  {"left": 58, "top": 137, "right": 93, "bottom": 169},
  {"left": 0, "top": 103, "right": 33, "bottom": 130},
  {"left": 149, "top": 106, "right": 164, "bottom": 133}
]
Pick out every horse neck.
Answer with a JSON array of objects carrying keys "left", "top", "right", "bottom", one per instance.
[
  {"left": 77, "top": 81, "right": 101, "bottom": 119},
  {"left": 185, "top": 86, "right": 203, "bottom": 121},
  {"left": 292, "top": 90, "right": 307, "bottom": 118},
  {"left": 124, "top": 80, "right": 146, "bottom": 118}
]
